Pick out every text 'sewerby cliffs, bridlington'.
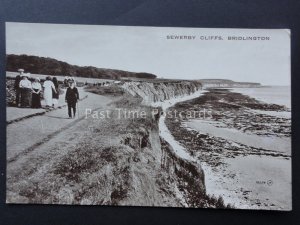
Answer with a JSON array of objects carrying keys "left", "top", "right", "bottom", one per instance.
[{"left": 6, "top": 23, "right": 291, "bottom": 210}]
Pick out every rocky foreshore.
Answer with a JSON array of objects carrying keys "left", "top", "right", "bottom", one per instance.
[{"left": 165, "top": 89, "right": 292, "bottom": 210}]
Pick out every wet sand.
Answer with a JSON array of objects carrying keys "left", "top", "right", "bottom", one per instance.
[
  {"left": 184, "top": 119, "right": 291, "bottom": 154},
  {"left": 184, "top": 119, "right": 291, "bottom": 210},
  {"left": 202, "top": 155, "right": 291, "bottom": 210}
]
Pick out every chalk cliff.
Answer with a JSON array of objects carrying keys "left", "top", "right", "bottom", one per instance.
[{"left": 122, "top": 80, "right": 203, "bottom": 104}]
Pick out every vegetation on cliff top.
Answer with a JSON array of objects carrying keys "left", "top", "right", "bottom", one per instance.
[{"left": 6, "top": 54, "right": 157, "bottom": 80}]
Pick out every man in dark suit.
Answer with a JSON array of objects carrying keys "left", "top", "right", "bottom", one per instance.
[{"left": 65, "top": 81, "right": 79, "bottom": 118}]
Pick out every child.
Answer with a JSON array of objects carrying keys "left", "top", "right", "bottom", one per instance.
[{"left": 65, "top": 81, "right": 79, "bottom": 118}]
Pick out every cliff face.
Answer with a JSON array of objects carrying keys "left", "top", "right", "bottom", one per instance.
[
  {"left": 122, "top": 81, "right": 203, "bottom": 104},
  {"left": 117, "top": 81, "right": 210, "bottom": 207},
  {"left": 121, "top": 79, "right": 260, "bottom": 105},
  {"left": 117, "top": 117, "right": 207, "bottom": 207}
]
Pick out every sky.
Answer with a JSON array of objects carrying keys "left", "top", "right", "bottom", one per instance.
[{"left": 6, "top": 22, "right": 291, "bottom": 85}]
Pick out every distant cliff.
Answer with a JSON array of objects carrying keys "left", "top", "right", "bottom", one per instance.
[
  {"left": 199, "top": 79, "right": 261, "bottom": 88},
  {"left": 6, "top": 54, "right": 157, "bottom": 80}
]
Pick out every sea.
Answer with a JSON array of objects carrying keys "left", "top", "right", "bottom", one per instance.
[{"left": 230, "top": 86, "right": 291, "bottom": 109}]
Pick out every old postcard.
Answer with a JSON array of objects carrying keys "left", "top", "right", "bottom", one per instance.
[{"left": 6, "top": 22, "right": 291, "bottom": 210}]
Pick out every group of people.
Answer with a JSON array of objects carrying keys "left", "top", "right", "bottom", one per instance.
[
  {"left": 63, "top": 76, "right": 76, "bottom": 87},
  {"left": 14, "top": 69, "right": 80, "bottom": 118},
  {"left": 15, "top": 70, "right": 59, "bottom": 109}
]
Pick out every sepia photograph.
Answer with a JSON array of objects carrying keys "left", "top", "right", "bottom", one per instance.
[{"left": 5, "top": 22, "right": 291, "bottom": 210}]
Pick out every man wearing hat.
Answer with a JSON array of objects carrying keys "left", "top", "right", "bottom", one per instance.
[
  {"left": 14, "top": 69, "right": 24, "bottom": 106},
  {"left": 19, "top": 73, "right": 32, "bottom": 107},
  {"left": 65, "top": 80, "right": 79, "bottom": 118}
]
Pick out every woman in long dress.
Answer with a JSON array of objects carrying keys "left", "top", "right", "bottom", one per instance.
[
  {"left": 43, "top": 76, "right": 56, "bottom": 108},
  {"left": 31, "top": 78, "right": 42, "bottom": 108},
  {"left": 52, "top": 77, "right": 59, "bottom": 108},
  {"left": 19, "top": 73, "right": 32, "bottom": 107}
]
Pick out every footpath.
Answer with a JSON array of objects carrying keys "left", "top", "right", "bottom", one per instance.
[{"left": 7, "top": 88, "right": 111, "bottom": 162}]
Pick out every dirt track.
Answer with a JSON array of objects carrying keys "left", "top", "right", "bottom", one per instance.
[{"left": 7, "top": 88, "right": 112, "bottom": 162}]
